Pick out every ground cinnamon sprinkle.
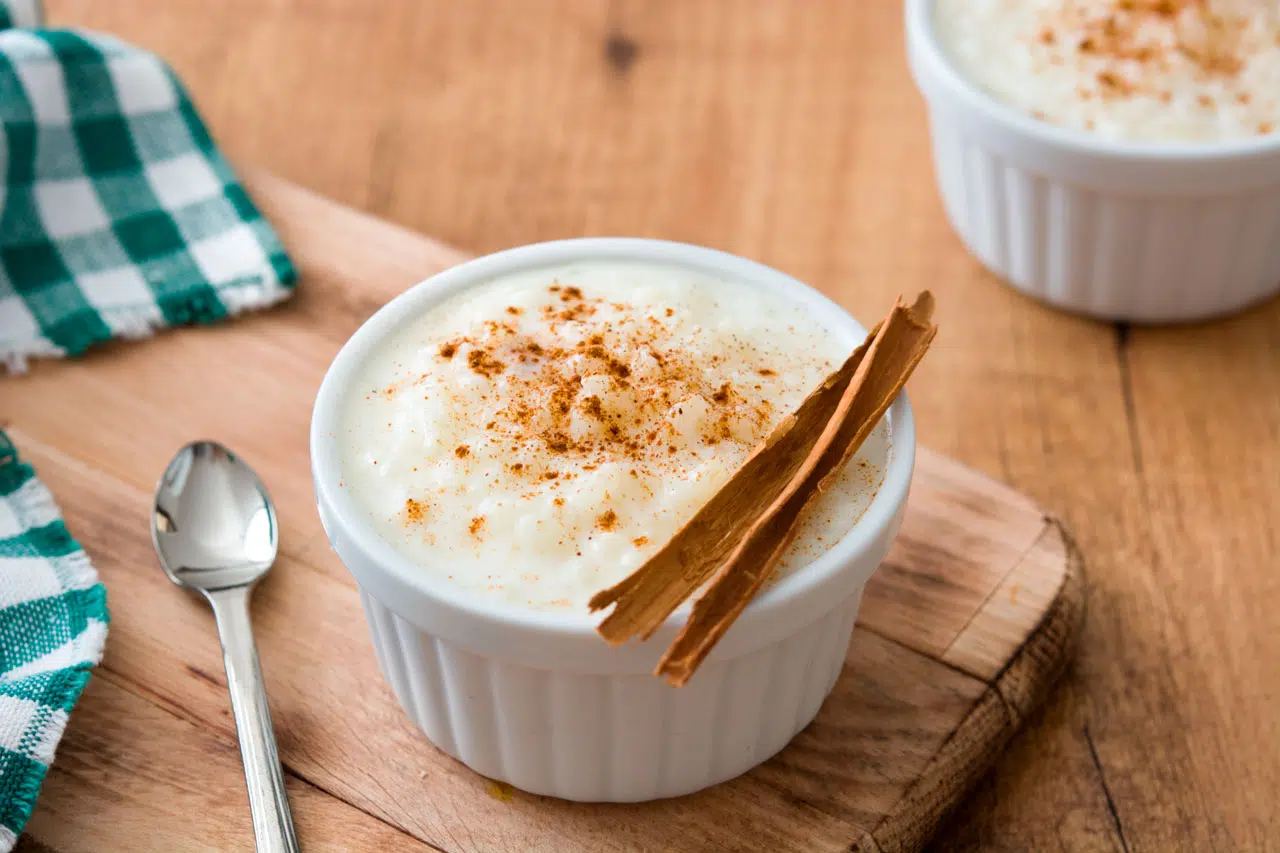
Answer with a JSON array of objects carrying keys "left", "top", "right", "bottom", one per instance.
[
  {"left": 1097, "top": 69, "right": 1135, "bottom": 95},
  {"left": 469, "top": 516, "right": 486, "bottom": 537},
  {"left": 404, "top": 498, "right": 426, "bottom": 523},
  {"left": 632, "top": 536, "right": 649, "bottom": 547},
  {"left": 550, "top": 385, "right": 574, "bottom": 416},
  {"left": 596, "top": 509, "right": 619, "bottom": 531},
  {"left": 439, "top": 342, "right": 458, "bottom": 359},
  {"left": 1035, "top": 0, "right": 1257, "bottom": 103},
  {"left": 702, "top": 413, "right": 735, "bottom": 446},
  {"left": 584, "top": 344, "right": 631, "bottom": 379},
  {"left": 467, "top": 348, "right": 506, "bottom": 377},
  {"left": 556, "top": 303, "right": 595, "bottom": 322}
]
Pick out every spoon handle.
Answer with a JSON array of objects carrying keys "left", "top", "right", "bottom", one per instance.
[{"left": 207, "top": 585, "right": 301, "bottom": 853}]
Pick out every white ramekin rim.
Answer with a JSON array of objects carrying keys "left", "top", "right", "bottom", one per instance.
[
  {"left": 905, "top": 0, "right": 1280, "bottom": 192},
  {"left": 311, "top": 238, "right": 914, "bottom": 669}
]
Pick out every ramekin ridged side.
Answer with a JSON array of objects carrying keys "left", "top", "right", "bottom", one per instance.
[
  {"left": 359, "top": 585, "right": 863, "bottom": 802},
  {"left": 907, "top": 0, "right": 1280, "bottom": 323}
]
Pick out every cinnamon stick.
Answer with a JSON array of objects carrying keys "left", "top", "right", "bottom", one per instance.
[
  {"left": 658, "top": 292, "right": 936, "bottom": 685},
  {"left": 589, "top": 292, "right": 937, "bottom": 685}
]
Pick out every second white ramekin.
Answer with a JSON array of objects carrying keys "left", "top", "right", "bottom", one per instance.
[
  {"left": 311, "top": 238, "right": 915, "bottom": 802},
  {"left": 907, "top": 0, "right": 1280, "bottom": 323}
]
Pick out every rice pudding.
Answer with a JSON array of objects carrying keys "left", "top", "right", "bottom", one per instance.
[
  {"left": 934, "top": 0, "right": 1280, "bottom": 142},
  {"left": 338, "top": 261, "right": 888, "bottom": 611}
]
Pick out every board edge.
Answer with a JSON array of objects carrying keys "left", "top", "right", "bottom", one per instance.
[{"left": 865, "top": 518, "right": 1086, "bottom": 853}]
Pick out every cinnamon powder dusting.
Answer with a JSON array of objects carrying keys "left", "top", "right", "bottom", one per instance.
[
  {"left": 1023, "top": 0, "right": 1273, "bottom": 120},
  {"left": 410, "top": 283, "right": 780, "bottom": 479},
  {"left": 1043, "top": 0, "right": 1250, "bottom": 78},
  {"left": 404, "top": 498, "right": 426, "bottom": 523},
  {"left": 467, "top": 349, "right": 506, "bottom": 378}
]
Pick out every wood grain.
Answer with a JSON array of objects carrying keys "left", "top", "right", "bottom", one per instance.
[
  {"left": 26, "top": 0, "right": 1280, "bottom": 847},
  {"left": 5, "top": 174, "right": 1076, "bottom": 851},
  {"left": 21, "top": 675, "right": 440, "bottom": 853}
]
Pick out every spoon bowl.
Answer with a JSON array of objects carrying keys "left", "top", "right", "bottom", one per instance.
[{"left": 152, "top": 440, "right": 279, "bottom": 591}]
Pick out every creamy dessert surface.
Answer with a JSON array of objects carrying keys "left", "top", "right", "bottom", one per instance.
[
  {"left": 935, "top": 0, "right": 1280, "bottom": 142},
  {"left": 339, "top": 261, "right": 889, "bottom": 611}
]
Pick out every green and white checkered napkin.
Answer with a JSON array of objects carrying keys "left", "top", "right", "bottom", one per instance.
[
  {"left": 0, "top": 432, "right": 108, "bottom": 849},
  {"left": 0, "top": 1, "right": 296, "bottom": 371}
]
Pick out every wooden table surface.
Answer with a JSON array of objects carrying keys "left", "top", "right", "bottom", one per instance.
[{"left": 37, "top": 1, "right": 1280, "bottom": 850}]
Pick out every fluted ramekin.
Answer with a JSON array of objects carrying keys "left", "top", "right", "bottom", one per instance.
[
  {"left": 311, "top": 238, "right": 915, "bottom": 802},
  {"left": 907, "top": 0, "right": 1280, "bottom": 323}
]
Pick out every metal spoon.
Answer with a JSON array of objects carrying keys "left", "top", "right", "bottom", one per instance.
[{"left": 151, "top": 441, "right": 300, "bottom": 853}]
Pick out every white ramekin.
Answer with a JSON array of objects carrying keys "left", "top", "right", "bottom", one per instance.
[
  {"left": 907, "top": 0, "right": 1280, "bottom": 323},
  {"left": 310, "top": 238, "right": 915, "bottom": 802}
]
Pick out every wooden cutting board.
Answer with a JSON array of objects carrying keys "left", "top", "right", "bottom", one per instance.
[{"left": 5, "top": 172, "right": 1083, "bottom": 853}]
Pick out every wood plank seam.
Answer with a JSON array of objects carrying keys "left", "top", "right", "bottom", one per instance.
[
  {"left": 853, "top": 627, "right": 990, "bottom": 696},
  {"left": 854, "top": 543, "right": 1050, "bottom": 696},
  {"left": 1082, "top": 723, "right": 1132, "bottom": 853},
  {"left": 936, "top": 518, "right": 1063, "bottom": 683},
  {"left": 986, "top": 522, "right": 1084, "bottom": 720},
  {"left": 936, "top": 519, "right": 1057, "bottom": 675}
]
